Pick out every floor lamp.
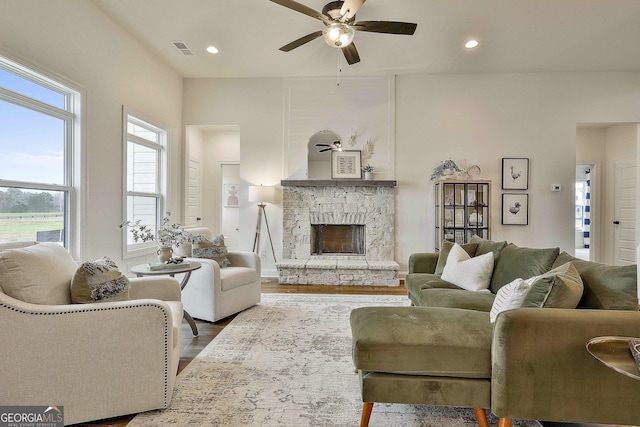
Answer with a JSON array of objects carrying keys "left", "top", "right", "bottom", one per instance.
[{"left": 248, "top": 185, "right": 277, "bottom": 262}]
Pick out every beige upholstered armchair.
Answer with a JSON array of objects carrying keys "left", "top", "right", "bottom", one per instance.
[
  {"left": 175, "top": 227, "right": 261, "bottom": 322},
  {"left": 0, "top": 242, "right": 183, "bottom": 426}
]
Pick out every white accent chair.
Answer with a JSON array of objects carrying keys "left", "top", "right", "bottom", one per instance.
[
  {"left": 176, "top": 227, "right": 261, "bottom": 322},
  {"left": 0, "top": 242, "right": 183, "bottom": 426}
]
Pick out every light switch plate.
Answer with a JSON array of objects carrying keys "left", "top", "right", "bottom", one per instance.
[{"left": 551, "top": 184, "right": 561, "bottom": 192}]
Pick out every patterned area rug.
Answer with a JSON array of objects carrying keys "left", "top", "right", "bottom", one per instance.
[{"left": 129, "top": 293, "right": 540, "bottom": 427}]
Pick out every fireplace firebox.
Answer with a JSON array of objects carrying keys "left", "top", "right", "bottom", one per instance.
[{"left": 311, "top": 224, "right": 365, "bottom": 255}]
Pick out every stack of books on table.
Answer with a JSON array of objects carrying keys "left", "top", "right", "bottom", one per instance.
[{"left": 147, "top": 261, "right": 191, "bottom": 271}]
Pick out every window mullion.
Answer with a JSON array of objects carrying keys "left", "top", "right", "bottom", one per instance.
[
  {"left": 0, "top": 87, "right": 72, "bottom": 120},
  {"left": 0, "top": 179, "right": 72, "bottom": 193},
  {"left": 128, "top": 134, "right": 162, "bottom": 150}
]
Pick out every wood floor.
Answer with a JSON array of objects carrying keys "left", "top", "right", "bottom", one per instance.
[{"left": 76, "top": 282, "right": 615, "bottom": 427}]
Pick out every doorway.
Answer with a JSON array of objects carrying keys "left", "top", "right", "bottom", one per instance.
[
  {"left": 575, "top": 164, "right": 593, "bottom": 261},
  {"left": 184, "top": 125, "right": 241, "bottom": 242},
  {"left": 613, "top": 159, "right": 636, "bottom": 265},
  {"left": 221, "top": 163, "right": 240, "bottom": 251}
]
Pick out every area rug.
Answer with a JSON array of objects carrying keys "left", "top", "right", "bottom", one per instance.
[{"left": 128, "top": 293, "right": 540, "bottom": 426}]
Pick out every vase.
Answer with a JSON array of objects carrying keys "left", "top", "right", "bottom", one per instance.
[
  {"left": 157, "top": 246, "right": 173, "bottom": 263},
  {"left": 364, "top": 171, "right": 374, "bottom": 180}
]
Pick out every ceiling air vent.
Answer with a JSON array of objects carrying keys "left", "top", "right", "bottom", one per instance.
[{"left": 172, "top": 40, "right": 194, "bottom": 56}]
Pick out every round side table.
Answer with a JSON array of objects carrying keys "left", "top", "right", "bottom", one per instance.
[
  {"left": 131, "top": 261, "right": 202, "bottom": 336},
  {"left": 587, "top": 336, "right": 640, "bottom": 380}
]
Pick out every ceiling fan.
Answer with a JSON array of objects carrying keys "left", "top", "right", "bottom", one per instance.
[
  {"left": 316, "top": 141, "right": 342, "bottom": 152},
  {"left": 270, "top": 0, "right": 417, "bottom": 65}
]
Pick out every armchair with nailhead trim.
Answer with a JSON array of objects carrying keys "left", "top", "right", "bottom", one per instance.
[{"left": 0, "top": 241, "right": 183, "bottom": 425}]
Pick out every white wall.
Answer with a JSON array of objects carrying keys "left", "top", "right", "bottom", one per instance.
[
  {"left": 284, "top": 77, "right": 395, "bottom": 180},
  {"left": 0, "top": 0, "right": 184, "bottom": 268}
]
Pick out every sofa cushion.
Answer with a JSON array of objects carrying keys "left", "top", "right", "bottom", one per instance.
[
  {"left": 470, "top": 235, "right": 507, "bottom": 259},
  {"left": 552, "top": 252, "right": 638, "bottom": 310},
  {"left": 71, "top": 256, "right": 130, "bottom": 303},
  {"left": 442, "top": 243, "right": 494, "bottom": 292},
  {"left": 405, "top": 273, "right": 462, "bottom": 305},
  {"left": 416, "top": 288, "right": 495, "bottom": 312},
  {"left": 522, "top": 262, "right": 583, "bottom": 309},
  {"left": 434, "top": 241, "right": 478, "bottom": 275},
  {"left": 0, "top": 242, "right": 76, "bottom": 305},
  {"left": 219, "top": 267, "right": 258, "bottom": 291},
  {"left": 489, "top": 243, "right": 559, "bottom": 293},
  {"left": 405, "top": 274, "right": 461, "bottom": 293},
  {"left": 192, "top": 234, "right": 231, "bottom": 268},
  {"left": 351, "top": 306, "right": 493, "bottom": 379}
]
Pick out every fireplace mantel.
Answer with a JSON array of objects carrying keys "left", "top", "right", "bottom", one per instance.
[{"left": 281, "top": 179, "right": 396, "bottom": 187}]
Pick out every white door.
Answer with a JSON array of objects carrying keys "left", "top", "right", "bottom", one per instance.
[
  {"left": 614, "top": 160, "right": 636, "bottom": 265},
  {"left": 221, "top": 163, "right": 240, "bottom": 250},
  {"left": 187, "top": 158, "right": 202, "bottom": 226}
]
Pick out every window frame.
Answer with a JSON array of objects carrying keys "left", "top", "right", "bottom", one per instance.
[
  {"left": 0, "top": 52, "right": 82, "bottom": 256},
  {"left": 122, "top": 108, "right": 167, "bottom": 258}
]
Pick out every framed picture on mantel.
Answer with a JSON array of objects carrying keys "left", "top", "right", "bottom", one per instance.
[{"left": 331, "top": 150, "right": 362, "bottom": 179}]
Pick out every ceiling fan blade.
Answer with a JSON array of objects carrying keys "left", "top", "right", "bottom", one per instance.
[
  {"left": 340, "top": 0, "right": 366, "bottom": 21},
  {"left": 269, "top": 0, "right": 331, "bottom": 24},
  {"left": 353, "top": 21, "right": 418, "bottom": 35},
  {"left": 315, "top": 143, "right": 331, "bottom": 147},
  {"left": 279, "top": 31, "right": 323, "bottom": 52},
  {"left": 319, "top": 147, "right": 333, "bottom": 152},
  {"left": 342, "top": 43, "right": 360, "bottom": 65}
]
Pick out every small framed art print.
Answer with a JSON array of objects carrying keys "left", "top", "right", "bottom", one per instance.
[
  {"left": 331, "top": 150, "right": 362, "bottom": 179},
  {"left": 502, "top": 158, "right": 529, "bottom": 190},
  {"left": 502, "top": 193, "right": 529, "bottom": 225}
]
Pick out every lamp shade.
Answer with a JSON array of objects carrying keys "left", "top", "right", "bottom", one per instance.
[{"left": 248, "top": 185, "right": 275, "bottom": 203}]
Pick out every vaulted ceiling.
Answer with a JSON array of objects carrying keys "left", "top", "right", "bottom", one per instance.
[{"left": 92, "top": 0, "right": 640, "bottom": 79}]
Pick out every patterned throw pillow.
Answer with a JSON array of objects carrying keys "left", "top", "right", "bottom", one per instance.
[
  {"left": 192, "top": 234, "right": 231, "bottom": 268},
  {"left": 489, "top": 276, "right": 538, "bottom": 323},
  {"left": 71, "top": 256, "right": 130, "bottom": 303}
]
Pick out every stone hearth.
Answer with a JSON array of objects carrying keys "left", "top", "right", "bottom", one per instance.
[{"left": 277, "top": 180, "right": 399, "bottom": 286}]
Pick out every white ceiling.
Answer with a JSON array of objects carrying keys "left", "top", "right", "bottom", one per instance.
[{"left": 92, "top": 0, "right": 640, "bottom": 79}]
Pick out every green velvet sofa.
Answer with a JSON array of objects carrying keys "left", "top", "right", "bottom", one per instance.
[{"left": 351, "top": 236, "right": 640, "bottom": 426}]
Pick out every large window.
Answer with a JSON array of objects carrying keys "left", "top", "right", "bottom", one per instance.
[
  {"left": 123, "top": 113, "right": 166, "bottom": 256},
  {"left": 0, "top": 56, "right": 79, "bottom": 247}
]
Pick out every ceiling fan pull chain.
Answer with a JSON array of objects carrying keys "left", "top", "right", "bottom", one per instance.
[{"left": 336, "top": 50, "right": 342, "bottom": 86}]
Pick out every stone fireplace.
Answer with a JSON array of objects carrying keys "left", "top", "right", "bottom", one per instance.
[{"left": 277, "top": 180, "right": 399, "bottom": 286}]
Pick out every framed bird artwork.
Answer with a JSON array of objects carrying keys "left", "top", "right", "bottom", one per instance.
[
  {"left": 502, "top": 193, "right": 529, "bottom": 225},
  {"left": 502, "top": 158, "right": 529, "bottom": 190}
]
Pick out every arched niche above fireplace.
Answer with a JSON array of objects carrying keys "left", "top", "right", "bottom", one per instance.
[{"left": 307, "top": 130, "right": 341, "bottom": 180}]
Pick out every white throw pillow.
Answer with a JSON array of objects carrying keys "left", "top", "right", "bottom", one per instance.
[
  {"left": 489, "top": 275, "right": 540, "bottom": 323},
  {"left": 441, "top": 243, "right": 494, "bottom": 292}
]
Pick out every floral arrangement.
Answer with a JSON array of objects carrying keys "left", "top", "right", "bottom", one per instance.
[
  {"left": 361, "top": 163, "right": 375, "bottom": 172},
  {"left": 120, "top": 214, "right": 192, "bottom": 247},
  {"left": 430, "top": 159, "right": 462, "bottom": 181}
]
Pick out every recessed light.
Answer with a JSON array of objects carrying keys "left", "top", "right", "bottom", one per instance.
[
  {"left": 206, "top": 46, "right": 219, "bottom": 54},
  {"left": 465, "top": 39, "right": 479, "bottom": 49}
]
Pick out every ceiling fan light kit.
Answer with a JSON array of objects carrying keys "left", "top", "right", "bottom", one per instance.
[{"left": 323, "top": 23, "right": 355, "bottom": 48}]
